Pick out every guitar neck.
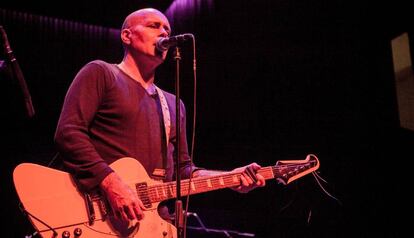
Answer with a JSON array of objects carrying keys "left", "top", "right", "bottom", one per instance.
[
  {"left": 139, "top": 155, "right": 319, "bottom": 205},
  {"left": 145, "top": 167, "right": 275, "bottom": 203}
]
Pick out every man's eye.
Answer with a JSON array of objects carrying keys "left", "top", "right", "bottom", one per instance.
[{"left": 164, "top": 28, "right": 171, "bottom": 36}]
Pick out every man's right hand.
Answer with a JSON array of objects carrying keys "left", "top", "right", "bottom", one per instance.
[{"left": 99, "top": 172, "right": 145, "bottom": 222}]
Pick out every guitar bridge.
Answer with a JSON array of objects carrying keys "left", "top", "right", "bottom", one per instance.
[{"left": 84, "top": 193, "right": 96, "bottom": 225}]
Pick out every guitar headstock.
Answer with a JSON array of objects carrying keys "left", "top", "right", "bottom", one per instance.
[{"left": 273, "top": 154, "right": 320, "bottom": 185}]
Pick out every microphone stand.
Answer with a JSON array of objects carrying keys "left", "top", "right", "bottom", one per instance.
[
  {"left": 0, "top": 25, "right": 35, "bottom": 118},
  {"left": 173, "top": 46, "right": 184, "bottom": 238}
]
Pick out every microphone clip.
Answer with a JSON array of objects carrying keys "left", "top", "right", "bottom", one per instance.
[{"left": 156, "top": 33, "right": 193, "bottom": 52}]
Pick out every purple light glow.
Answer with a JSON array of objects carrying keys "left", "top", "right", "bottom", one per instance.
[{"left": 165, "top": 0, "right": 214, "bottom": 33}]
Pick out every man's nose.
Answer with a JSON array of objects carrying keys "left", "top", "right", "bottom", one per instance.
[{"left": 159, "top": 28, "right": 169, "bottom": 38}]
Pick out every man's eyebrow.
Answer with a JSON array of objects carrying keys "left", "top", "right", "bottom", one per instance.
[{"left": 145, "top": 20, "right": 171, "bottom": 32}]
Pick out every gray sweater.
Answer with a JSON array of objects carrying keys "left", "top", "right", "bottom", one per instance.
[{"left": 55, "top": 60, "right": 196, "bottom": 191}]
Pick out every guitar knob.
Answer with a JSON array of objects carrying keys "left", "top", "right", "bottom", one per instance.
[
  {"left": 62, "top": 231, "right": 70, "bottom": 238},
  {"left": 74, "top": 228, "right": 82, "bottom": 237}
]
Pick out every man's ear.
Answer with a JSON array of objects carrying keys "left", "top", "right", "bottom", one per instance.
[{"left": 120, "top": 29, "right": 132, "bottom": 45}]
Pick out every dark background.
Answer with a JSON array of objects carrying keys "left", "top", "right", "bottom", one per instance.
[{"left": 1, "top": 0, "right": 412, "bottom": 237}]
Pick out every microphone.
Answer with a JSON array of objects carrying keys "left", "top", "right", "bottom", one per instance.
[
  {"left": 0, "top": 25, "right": 15, "bottom": 62},
  {"left": 0, "top": 25, "right": 35, "bottom": 118},
  {"left": 156, "top": 33, "right": 193, "bottom": 52}
]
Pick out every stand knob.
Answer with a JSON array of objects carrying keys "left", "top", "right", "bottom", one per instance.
[
  {"left": 62, "top": 231, "right": 70, "bottom": 238},
  {"left": 74, "top": 228, "right": 82, "bottom": 237}
]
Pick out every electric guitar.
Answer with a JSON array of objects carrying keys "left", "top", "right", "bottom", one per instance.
[{"left": 13, "top": 155, "right": 320, "bottom": 238}]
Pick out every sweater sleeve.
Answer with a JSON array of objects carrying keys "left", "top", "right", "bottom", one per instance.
[{"left": 54, "top": 61, "right": 113, "bottom": 191}]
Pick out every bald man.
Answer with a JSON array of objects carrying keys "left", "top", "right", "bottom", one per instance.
[{"left": 55, "top": 8, "right": 264, "bottom": 231}]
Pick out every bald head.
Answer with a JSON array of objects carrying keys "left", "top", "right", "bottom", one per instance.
[
  {"left": 119, "top": 8, "right": 171, "bottom": 65},
  {"left": 122, "top": 8, "right": 169, "bottom": 30}
]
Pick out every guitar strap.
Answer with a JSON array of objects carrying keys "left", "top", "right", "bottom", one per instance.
[
  {"left": 155, "top": 86, "right": 171, "bottom": 145},
  {"left": 152, "top": 86, "right": 171, "bottom": 180}
]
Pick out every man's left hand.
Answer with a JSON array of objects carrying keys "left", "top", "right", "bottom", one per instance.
[{"left": 231, "top": 163, "right": 266, "bottom": 193}]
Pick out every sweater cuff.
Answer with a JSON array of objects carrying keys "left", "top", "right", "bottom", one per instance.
[{"left": 77, "top": 165, "right": 114, "bottom": 192}]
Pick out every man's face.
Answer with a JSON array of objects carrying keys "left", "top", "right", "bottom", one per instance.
[{"left": 126, "top": 11, "right": 171, "bottom": 60}]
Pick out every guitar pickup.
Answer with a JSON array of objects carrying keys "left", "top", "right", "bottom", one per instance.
[{"left": 136, "top": 182, "right": 152, "bottom": 209}]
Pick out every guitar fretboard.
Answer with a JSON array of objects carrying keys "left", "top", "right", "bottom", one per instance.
[
  {"left": 136, "top": 156, "right": 319, "bottom": 206},
  {"left": 138, "top": 167, "right": 275, "bottom": 204}
]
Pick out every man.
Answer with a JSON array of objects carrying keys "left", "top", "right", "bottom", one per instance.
[{"left": 54, "top": 8, "right": 265, "bottom": 226}]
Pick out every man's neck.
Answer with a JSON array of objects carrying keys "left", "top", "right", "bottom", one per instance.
[{"left": 118, "top": 55, "right": 158, "bottom": 89}]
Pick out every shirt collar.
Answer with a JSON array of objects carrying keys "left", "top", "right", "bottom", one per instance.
[{"left": 146, "top": 83, "right": 157, "bottom": 96}]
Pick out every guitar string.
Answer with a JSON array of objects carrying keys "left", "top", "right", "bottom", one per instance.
[
  {"left": 139, "top": 175, "right": 253, "bottom": 201},
  {"left": 139, "top": 175, "right": 244, "bottom": 201},
  {"left": 138, "top": 169, "right": 279, "bottom": 202},
  {"left": 137, "top": 162, "right": 318, "bottom": 202},
  {"left": 148, "top": 162, "right": 315, "bottom": 191},
  {"left": 96, "top": 161, "right": 319, "bottom": 206},
  {"left": 144, "top": 169, "right": 272, "bottom": 194},
  {"left": 138, "top": 163, "right": 317, "bottom": 199},
  {"left": 144, "top": 162, "right": 313, "bottom": 192},
  {"left": 145, "top": 164, "right": 306, "bottom": 193},
  {"left": 138, "top": 164, "right": 315, "bottom": 201}
]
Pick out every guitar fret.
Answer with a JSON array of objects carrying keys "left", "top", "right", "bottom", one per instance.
[
  {"left": 168, "top": 184, "right": 174, "bottom": 197},
  {"left": 219, "top": 177, "right": 224, "bottom": 186},
  {"left": 154, "top": 187, "right": 160, "bottom": 200},
  {"left": 232, "top": 175, "right": 238, "bottom": 183},
  {"left": 161, "top": 186, "right": 166, "bottom": 197},
  {"left": 207, "top": 179, "right": 212, "bottom": 188}
]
